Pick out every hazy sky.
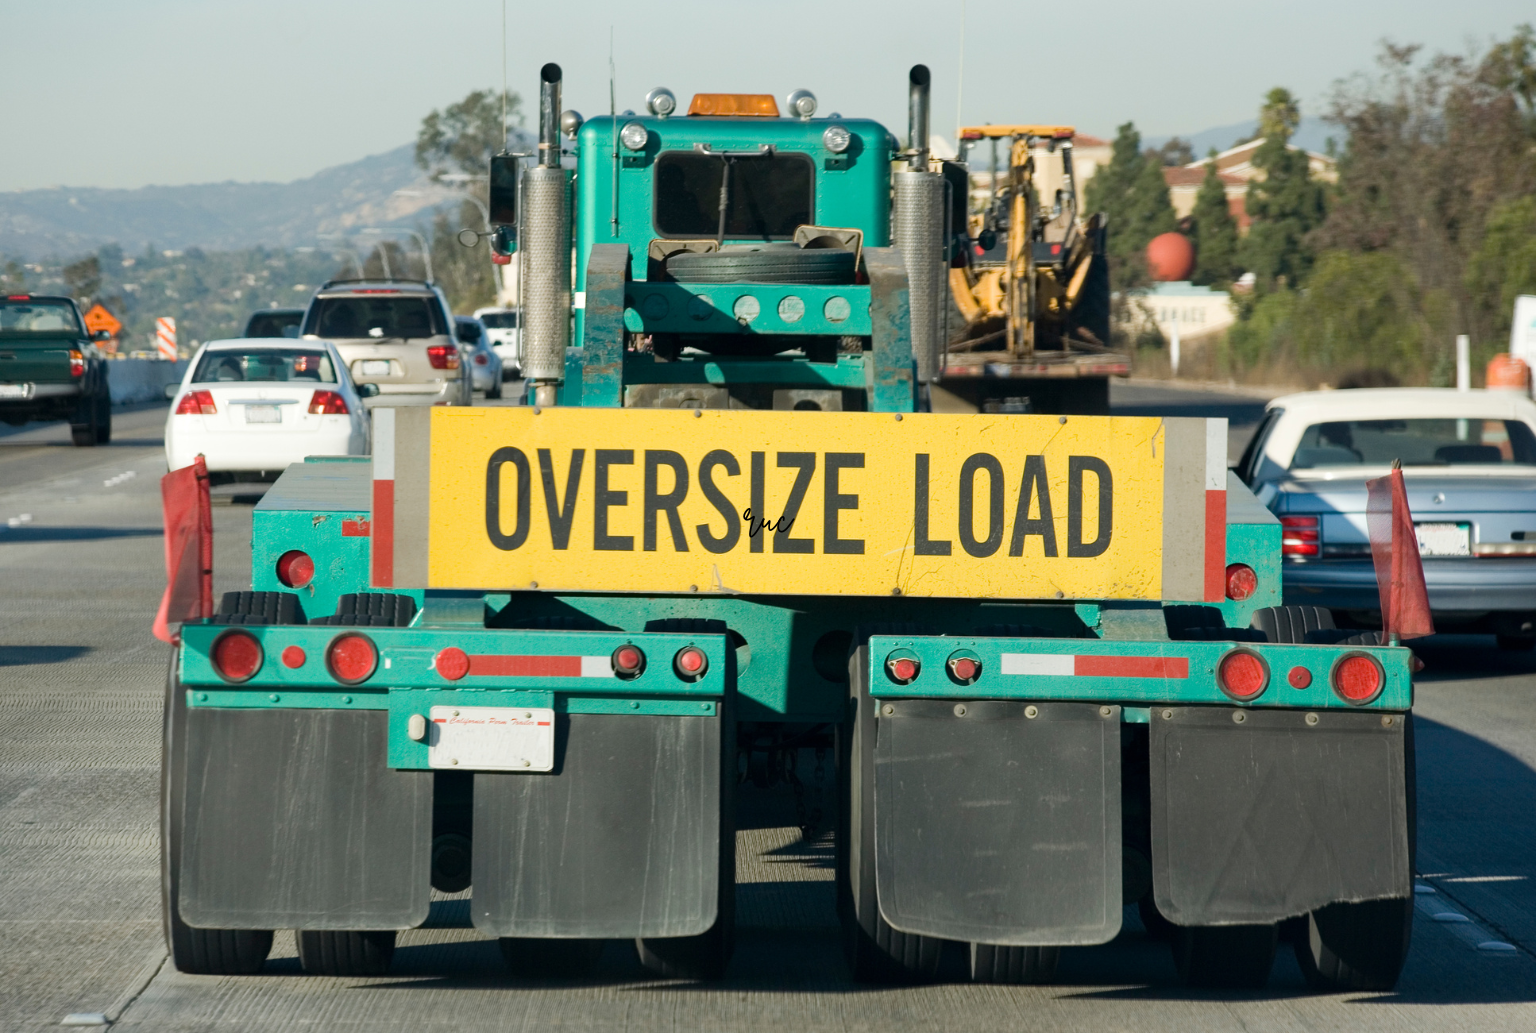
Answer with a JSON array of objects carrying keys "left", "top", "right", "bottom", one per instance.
[{"left": 4, "top": 1, "right": 1530, "bottom": 192}]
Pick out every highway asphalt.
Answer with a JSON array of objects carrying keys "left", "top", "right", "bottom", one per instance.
[{"left": 2, "top": 388, "right": 1535, "bottom": 1032}]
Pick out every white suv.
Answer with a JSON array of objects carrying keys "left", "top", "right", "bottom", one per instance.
[{"left": 302, "top": 280, "right": 471, "bottom": 406}]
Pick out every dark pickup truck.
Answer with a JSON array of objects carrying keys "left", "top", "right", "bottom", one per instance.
[{"left": 0, "top": 294, "right": 111, "bottom": 446}]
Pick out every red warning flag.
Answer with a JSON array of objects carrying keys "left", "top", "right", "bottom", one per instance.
[
  {"left": 1365, "top": 464, "right": 1434, "bottom": 641},
  {"left": 152, "top": 455, "right": 213, "bottom": 644}
]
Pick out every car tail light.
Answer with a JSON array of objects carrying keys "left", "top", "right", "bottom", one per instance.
[
  {"left": 674, "top": 646, "right": 708, "bottom": 679},
  {"left": 275, "top": 550, "right": 314, "bottom": 588},
  {"left": 427, "top": 345, "right": 460, "bottom": 370},
  {"left": 308, "top": 390, "right": 349, "bottom": 415},
  {"left": 68, "top": 349, "right": 85, "bottom": 377},
  {"left": 435, "top": 647, "right": 470, "bottom": 681},
  {"left": 175, "top": 390, "right": 217, "bottom": 415},
  {"left": 327, "top": 633, "right": 378, "bottom": 684},
  {"left": 1332, "top": 653, "right": 1384, "bottom": 704},
  {"left": 473, "top": 352, "right": 488, "bottom": 366},
  {"left": 212, "top": 631, "right": 263, "bottom": 682},
  {"left": 885, "top": 652, "right": 920, "bottom": 685},
  {"left": 1217, "top": 649, "right": 1268, "bottom": 701},
  {"left": 612, "top": 644, "right": 646, "bottom": 678},
  {"left": 6, "top": 294, "right": 29, "bottom": 301},
  {"left": 1225, "top": 563, "right": 1257, "bottom": 601},
  {"left": 1280, "top": 516, "right": 1320, "bottom": 557}
]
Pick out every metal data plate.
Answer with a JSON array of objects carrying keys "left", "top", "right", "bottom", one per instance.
[
  {"left": 244, "top": 404, "right": 282, "bottom": 424},
  {"left": 428, "top": 705, "right": 555, "bottom": 771},
  {"left": 0, "top": 383, "right": 32, "bottom": 399},
  {"left": 1416, "top": 521, "right": 1470, "bottom": 557}
]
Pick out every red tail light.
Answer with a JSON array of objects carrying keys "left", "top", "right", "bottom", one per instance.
[
  {"left": 308, "top": 389, "right": 349, "bottom": 415},
  {"left": 275, "top": 550, "right": 314, "bottom": 588},
  {"left": 427, "top": 345, "right": 460, "bottom": 370},
  {"left": 1332, "top": 653, "right": 1384, "bottom": 704},
  {"left": 1280, "top": 515, "right": 1320, "bottom": 557},
  {"left": 68, "top": 349, "right": 85, "bottom": 377},
  {"left": 212, "top": 631, "right": 263, "bottom": 682},
  {"left": 327, "top": 633, "right": 378, "bottom": 684},
  {"left": 1225, "top": 563, "right": 1257, "bottom": 601},
  {"left": 674, "top": 646, "right": 708, "bottom": 679},
  {"left": 612, "top": 644, "right": 646, "bottom": 678},
  {"left": 885, "top": 652, "right": 920, "bottom": 685},
  {"left": 1217, "top": 649, "right": 1268, "bottom": 701},
  {"left": 947, "top": 653, "right": 981, "bottom": 683},
  {"left": 473, "top": 353, "right": 489, "bottom": 366},
  {"left": 435, "top": 647, "right": 470, "bottom": 681},
  {"left": 175, "top": 390, "right": 217, "bottom": 415}
]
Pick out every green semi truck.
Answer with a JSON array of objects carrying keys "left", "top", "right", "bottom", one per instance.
[{"left": 162, "top": 64, "right": 1415, "bottom": 991}]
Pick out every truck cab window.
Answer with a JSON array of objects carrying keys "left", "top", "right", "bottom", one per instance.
[{"left": 653, "top": 152, "right": 813, "bottom": 239}]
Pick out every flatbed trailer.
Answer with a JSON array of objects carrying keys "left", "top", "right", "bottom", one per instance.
[{"left": 161, "top": 62, "right": 1415, "bottom": 991}]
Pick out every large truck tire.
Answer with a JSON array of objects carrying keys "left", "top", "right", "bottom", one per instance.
[
  {"left": 162, "top": 650, "right": 274, "bottom": 975},
  {"left": 1171, "top": 923, "right": 1277, "bottom": 988},
  {"left": 499, "top": 938, "right": 606, "bottom": 978},
  {"left": 215, "top": 591, "right": 307, "bottom": 626},
  {"left": 311, "top": 592, "right": 415, "bottom": 627},
  {"left": 968, "top": 943, "right": 1060, "bottom": 984},
  {"left": 1294, "top": 897, "right": 1414, "bottom": 991},
  {"left": 666, "top": 246, "right": 856, "bottom": 285},
  {"left": 296, "top": 931, "right": 396, "bottom": 976}
]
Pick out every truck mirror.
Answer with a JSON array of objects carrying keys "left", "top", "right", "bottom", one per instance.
[
  {"left": 491, "top": 225, "right": 517, "bottom": 258},
  {"left": 164, "top": 383, "right": 179, "bottom": 400},
  {"left": 489, "top": 155, "right": 518, "bottom": 227},
  {"left": 457, "top": 228, "right": 481, "bottom": 248},
  {"left": 91, "top": 329, "right": 113, "bottom": 342},
  {"left": 358, "top": 383, "right": 380, "bottom": 398}
]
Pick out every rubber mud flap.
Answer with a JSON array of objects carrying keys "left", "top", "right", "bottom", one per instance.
[
  {"left": 473, "top": 711, "right": 723, "bottom": 938},
  {"left": 873, "top": 697, "right": 1123, "bottom": 944},
  {"left": 1150, "top": 706, "right": 1411, "bottom": 925},
  {"left": 178, "top": 708, "right": 432, "bottom": 929}
]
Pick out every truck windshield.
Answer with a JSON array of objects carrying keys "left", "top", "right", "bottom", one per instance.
[
  {"left": 192, "top": 349, "right": 337, "bottom": 384},
  {"left": 1291, "top": 418, "right": 1536, "bottom": 468},
  {"left": 653, "top": 152, "right": 813, "bottom": 239},
  {"left": 0, "top": 298, "right": 83, "bottom": 335},
  {"left": 479, "top": 311, "right": 519, "bottom": 329},
  {"left": 304, "top": 296, "right": 444, "bottom": 339}
]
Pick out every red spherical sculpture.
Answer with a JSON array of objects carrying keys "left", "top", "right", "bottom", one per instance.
[{"left": 1147, "top": 232, "right": 1196, "bottom": 282}]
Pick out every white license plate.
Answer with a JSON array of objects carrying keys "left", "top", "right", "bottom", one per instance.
[
  {"left": 428, "top": 706, "right": 555, "bottom": 772},
  {"left": 359, "top": 360, "right": 392, "bottom": 376},
  {"left": 244, "top": 405, "right": 282, "bottom": 424},
  {"left": 0, "top": 383, "right": 32, "bottom": 399},
  {"left": 1416, "top": 522, "right": 1471, "bottom": 557}
]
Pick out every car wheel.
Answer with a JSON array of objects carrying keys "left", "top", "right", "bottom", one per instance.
[
  {"left": 95, "top": 393, "right": 112, "bottom": 444},
  {"left": 486, "top": 382, "right": 502, "bottom": 400}
]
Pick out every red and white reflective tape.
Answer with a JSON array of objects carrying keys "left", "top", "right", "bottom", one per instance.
[
  {"left": 371, "top": 408, "right": 395, "bottom": 586},
  {"left": 155, "top": 316, "right": 177, "bottom": 360},
  {"left": 466, "top": 655, "right": 614, "bottom": 678},
  {"left": 1000, "top": 653, "right": 1189, "bottom": 679}
]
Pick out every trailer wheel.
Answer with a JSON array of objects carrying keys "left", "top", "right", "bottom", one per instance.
[
  {"left": 161, "top": 651, "right": 275, "bottom": 974},
  {"left": 1250, "top": 605, "right": 1337, "bottom": 643},
  {"left": 1293, "top": 898, "right": 1413, "bottom": 991},
  {"left": 1171, "top": 923, "right": 1277, "bottom": 988},
  {"left": 499, "top": 938, "right": 605, "bottom": 978},
  {"left": 968, "top": 943, "right": 1059, "bottom": 984},
  {"left": 296, "top": 930, "right": 396, "bottom": 976}
]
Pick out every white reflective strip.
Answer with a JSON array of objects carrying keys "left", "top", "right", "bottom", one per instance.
[
  {"left": 573, "top": 291, "right": 587, "bottom": 310},
  {"left": 1000, "top": 653, "right": 1075, "bottom": 676},
  {"left": 1206, "top": 418, "right": 1228, "bottom": 490},
  {"left": 580, "top": 656, "right": 614, "bottom": 678},
  {"left": 372, "top": 407, "right": 395, "bottom": 480}
]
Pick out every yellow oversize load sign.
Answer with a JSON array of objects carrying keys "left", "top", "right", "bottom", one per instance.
[{"left": 370, "top": 407, "right": 1229, "bottom": 601}]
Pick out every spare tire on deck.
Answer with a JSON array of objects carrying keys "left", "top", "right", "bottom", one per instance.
[{"left": 666, "top": 244, "right": 856, "bottom": 285}]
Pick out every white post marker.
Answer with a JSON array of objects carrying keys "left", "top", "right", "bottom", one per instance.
[
  {"left": 1169, "top": 311, "right": 1180, "bottom": 378},
  {"left": 1456, "top": 334, "right": 1470, "bottom": 391},
  {"left": 155, "top": 317, "right": 177, "bottom": 361}
]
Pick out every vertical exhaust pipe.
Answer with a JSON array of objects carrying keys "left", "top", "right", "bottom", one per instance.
[
  {"left": 525, "top": 62, "right": 570, "bottom": 404},
  {"left": 894, "top": 63, "right": 944, "bottom": 389}
]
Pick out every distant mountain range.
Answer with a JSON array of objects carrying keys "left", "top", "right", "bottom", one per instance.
[{"left": 1142, "top": 117, "right": 1339, "bottom": 159}]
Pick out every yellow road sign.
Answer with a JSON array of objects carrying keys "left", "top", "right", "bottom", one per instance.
[{"left": 371, "top": 407, "right": 1227, "bottom": 601}]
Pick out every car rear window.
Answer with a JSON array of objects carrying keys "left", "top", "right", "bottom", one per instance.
[
  {"left": 653, "top": 151, "right": 814, "bottom": 239},
  {"left": 1290, "top": 418, "right": 1536, "bottom": 468},
  {"left": 304, "top": 295, "right": 446, "bottom": 339},
  {"left": 479, "top": 311, "right": 519, "bottom": 329},
  {"left": 244, "top": 311, "right": 303, "bottom": 338},
  {"left": 193, "top": 349, "right": 337, "bottom": 384},
  {"left": 0, "top": 298, "right": 82, "bottom": 335}
]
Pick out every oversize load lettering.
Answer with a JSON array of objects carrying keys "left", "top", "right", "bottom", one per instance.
[{"left": 419, "top": 408, "right": 1172, "bottom": 599}]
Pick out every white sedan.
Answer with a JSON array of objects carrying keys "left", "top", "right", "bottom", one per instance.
[{"left": 165, "top": 338, "right": 374, "bottom": 478}]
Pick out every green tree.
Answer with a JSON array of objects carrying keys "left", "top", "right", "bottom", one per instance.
[
  {"left": 0, "top": 260, "right": 24, "bottom": 293},
  {"left": 1190, "top": 163, "right": 1240, "bottom": 287},
  {"left": 1466, "top": 195, "right": 1536, "bottom": 342},
  {"left": 1240, "top": 88, "right": 1327, "bottom": 292},
  {"left": 1084, "top": 121, "right": 1176, "bottom": 291},
  {"left": 62, "top": 255, "right": 101, "bottom": 304},
  {"left": 415, "top": 88, "right": 525, "bottom": 181}
]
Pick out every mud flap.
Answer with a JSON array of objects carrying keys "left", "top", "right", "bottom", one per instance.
[
  {"left": 862, "top": 684, "right": 1122, "bottom": 943},
  {"left": 178, "top": 708, "right": 432, "bottom": 929},
  {"left": 472, "top": 712, "right": 723, "bottom": 938},
  {"left": 1150, "top": 707, "right": 1412, "bottom": 925}
]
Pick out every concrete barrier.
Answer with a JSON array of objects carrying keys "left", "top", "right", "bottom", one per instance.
[{"left": 107, "top": 358, "right": 189, "bottom": 406}]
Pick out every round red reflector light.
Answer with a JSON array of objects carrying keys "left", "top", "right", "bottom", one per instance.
[
  {"left": 1225, "top": 563, "right": 1257, "bottom": 602},
  {"left": 1287, "top": 666, "right": 1311, "bottom": 689},
  {"left": 436, "top": 647, "right": 470, "bottom": 681},
  {"left": 613, "top": 645, "right": 645, "bottom": 676},
  {"left": 275, "top": 550, "right": 315, "bottom": 589},
  {"left": 1333, "top": 654, "right": 1383, "bottom": 703},
  {"left": 327, "top": 633, "right": 378, "bottom": 684},
  {"left": 212, "top": 631, "right": 263, "bottom": 683},
  {"left": 949, "top": 657, "right": 980, "bottom": 682},
  {"left": 281, "top": 645, "right": 306, "bottom": 669},
  {"left": 674, "top": 646, "right": 708, "bottom": 678},
  {"left": 886, "top": 655, "right": 920, "bottom": 684},
  {"left": 1218, "top": 650, "right": 1268, "bottom": 701}
]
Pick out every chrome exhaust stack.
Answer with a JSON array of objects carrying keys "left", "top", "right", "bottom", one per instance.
[
  {"left": 524, "top": 63, "right": 570, "bottom": 405},
  {"left": 893, "top": 64, "right": 944, "bottom": 386}
]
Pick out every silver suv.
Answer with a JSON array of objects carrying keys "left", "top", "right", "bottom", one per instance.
[{"left": 300, "top": 280, "right": 471, "bottom": 406}]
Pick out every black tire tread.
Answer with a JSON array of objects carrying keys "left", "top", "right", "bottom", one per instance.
[
  {"left": 666, "top": 248, "right": 856, "bottom": 285},
  {"left": 213, "top": 591, "right": 306, "bottom": 626},
  {"left": 1172, "top": 923, "right": 1278, "bottom": 988},
  {"left": 1294, "top": 897, "right": 1413, "bottom": 991},
  {"left": 297, "top": 930, "right": 396, "bottom": 976},
  {"left": 969, "top": 943, "right": 1060, "bottom": 984},
  {"left": 311, "top": 593, "right": 415, "bottom": 627},
  {"left": 1251, "top": 605, "right": 1336, "bottom": 644},
  {"left": 499, "top": 938, "right": 605, "bottom": 978}
]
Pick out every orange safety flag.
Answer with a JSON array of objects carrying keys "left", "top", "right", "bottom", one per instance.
[
  {"left": 1365, "top": 464, "right": 1434, "bottom": 641},
  {"left": 152, "top": 455, "right": 213, "bottom": 644}
]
